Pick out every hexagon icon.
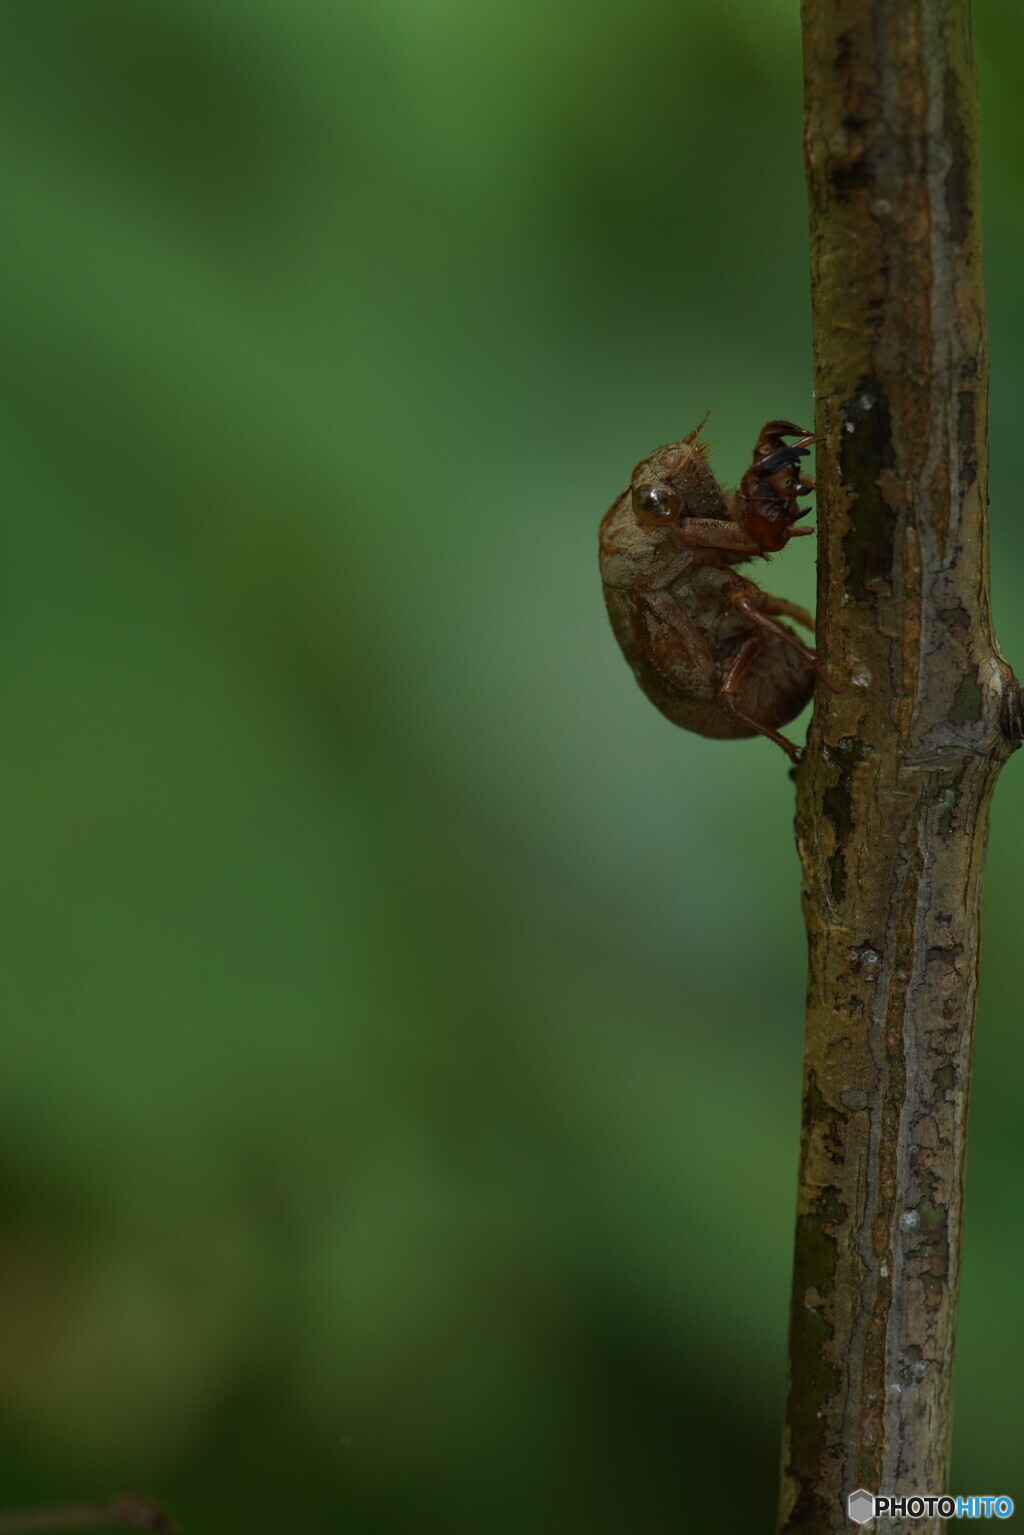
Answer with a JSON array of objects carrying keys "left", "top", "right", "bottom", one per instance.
[{"left": 847, "top": 1489, "right": 875, "bottom": 1524}]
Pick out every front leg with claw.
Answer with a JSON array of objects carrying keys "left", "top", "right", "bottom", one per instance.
[{"left": 732, "top": 420, "right": 821, "bottom": 554}]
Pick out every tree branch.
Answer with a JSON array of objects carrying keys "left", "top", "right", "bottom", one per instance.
[{"left": 778, "top": 2, "right": 1021, "bottom": 1530}]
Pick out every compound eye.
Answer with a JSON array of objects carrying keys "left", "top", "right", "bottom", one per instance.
[{"left": 632, "top": 483, "right": 682, "bottom": 525}]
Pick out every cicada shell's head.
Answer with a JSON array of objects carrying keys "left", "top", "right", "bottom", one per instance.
[{"left": 629, "top": 427, "right": 727, "bottom": 532}]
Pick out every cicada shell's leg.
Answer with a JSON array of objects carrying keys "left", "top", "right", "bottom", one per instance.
[
  {"left": 758, "top": 594, "right": 815, "bottom": 633},
  {"left": 751, "top": 421, "right": 820, "bottom": 460},
  {"left": 730, "top": 590, "right": 841, "bottom": 693},
  {"left": 676, "top": 517, "right": 759, "bottom": 559},
  {"left": 718, "top": 634, "right": 803, "bottom": 762}
]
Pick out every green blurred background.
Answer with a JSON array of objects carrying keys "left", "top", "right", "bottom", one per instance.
[{"left": 0, "top": 3, "right": 1021, "bottom": 1530}]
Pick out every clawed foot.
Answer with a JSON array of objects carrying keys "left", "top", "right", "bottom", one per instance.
[{"left": 738, "top": 422, "right": 820, "bottom": 553}]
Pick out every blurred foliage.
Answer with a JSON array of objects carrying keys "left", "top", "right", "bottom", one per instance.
[{"left": 0, "top": 2, "right": 1021, "bottom": 1529}]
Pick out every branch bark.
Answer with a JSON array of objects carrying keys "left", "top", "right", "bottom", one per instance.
[{"left": 778, "top": 3, "right": 1022, "bottom": 1531}]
